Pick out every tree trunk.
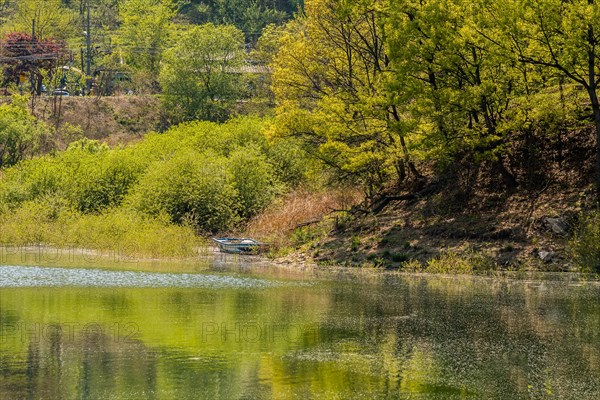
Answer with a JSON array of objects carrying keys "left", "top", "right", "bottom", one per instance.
[
  {"left": 588, "top": 86, "right": 600, "bottom": 204},
  {"left": 390, "top": 105, "right": 422, "bottom": 181},
  {"left": 496, "top": 155, "right": 518, "bottom": 190},
  {"left": 586, "top": 4, "right": 600, "bottom": 204},
  {"left": 480, "top": 97, "right": 518, "bottom": 190}
]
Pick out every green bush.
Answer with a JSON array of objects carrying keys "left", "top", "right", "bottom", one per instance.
[
  {"left": 569, "top": 211, "right": 600, "bottom": 273},
  {"left": 0, "top": 95, "right": 45, "bottom": 169},
  {"left": 400, "top": 249, "right": 496, "bottom": 274},
  {"left": 0, "top": 156, "right": 69, "bottom": 208},
  {"left": 149, "top": 117, "right": 269, "bottom": 157},
  {"left": 64, "top": 149, "right": 145, "bottom": 213},
  {"left": 0, "top": 116, "right": 311, "bottom": 247},
  {"left": 127, "top": 151, "right": 239, "bottom": 233},
  {"left": 228, "top": 146, "right": 279, "bottom": 218},
  {"left": 266, "top": 137, "right": 311, "bottom": 188}
]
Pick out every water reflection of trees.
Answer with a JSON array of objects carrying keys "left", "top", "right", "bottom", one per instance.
[
  {"left": 0, "top": 277, "right": 598, "bottom": 398},
  {"left": 308, "top": 276, "right": 600, "bottom": 398}
]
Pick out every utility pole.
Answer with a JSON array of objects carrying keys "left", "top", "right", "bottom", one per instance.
[
  {"left": 85, "top": 0, "right": 92, "bottom": 94},
  {"left": 31, "top": 18, "right": 37, "bottom": 111},
  {"left": 86, "top": 0, "right": 91, "bottom": 77},
  {"left": 31, "top": 18, "right": 36, "bottom": 93}
]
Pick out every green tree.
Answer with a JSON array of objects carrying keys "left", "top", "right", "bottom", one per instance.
[
  {"left": 384, "top": 0, "right": 524, "bottom": 189},
  {"left": 252, "top": 24, "right": 285, "bottom": 65},
  {"left": 114, "top": 0, "right": 177, "bottom": 89},
  {"left": 249, "top": 24, "right": 285, "bottom": 101},
  {"left": 160, "top": 23, "right": 247, "bottom": 123},
  {"left": 272, "top": 0, "right": 420, "bottom": 197},
  {"left": 1, "top": 0, "right": 75, "bottom": 39},
  {"left": 179, "top": 0, "right": 299, "bottom": 42},
  {"left": 496, "top": 0, "right": 600, "bottom": 200},
  {"left": 0, "top": 96, "right": 45, "bottom": 169}
]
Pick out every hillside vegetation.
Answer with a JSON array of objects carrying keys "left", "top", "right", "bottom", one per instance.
[
  {"left": 0, "top": 116, "right": 317, "bottom": 256},
  {"left": 1, "top": 0, "right": 600, "bottom": 273}
]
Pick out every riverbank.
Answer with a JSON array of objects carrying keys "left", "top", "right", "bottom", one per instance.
[
  {"left": 2, "top": 244, "right": 599, "bottom": 284},
  {"left": 1, "top": 183, "right": 598, "bottom": 277},
  {"left": 0, "top": 244, "right": 272, "bottom": 274},
  {"left": 2, "top": 96, "right": 598, "bottom": 276},
  {"left": 266, "top": 185, "right": 600, "bottom": 275}
]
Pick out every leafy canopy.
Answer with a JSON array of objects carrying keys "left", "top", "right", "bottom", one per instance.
[{"left": 160, "top": 23, "right": 247, "bottom": 123}]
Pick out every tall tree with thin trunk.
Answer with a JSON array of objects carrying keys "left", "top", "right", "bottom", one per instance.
[
  {"left": 497, "top": 0, "right": 600, "bottom": 202},
  {"left": 160, "top": 23, "right": 247, "bottom": 123}
]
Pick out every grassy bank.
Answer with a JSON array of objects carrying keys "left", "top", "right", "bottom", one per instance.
[{"left": 0, "top": 207, "right": 200, "bottom": 259}]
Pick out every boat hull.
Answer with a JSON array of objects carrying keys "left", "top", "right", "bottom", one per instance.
[{"left": 211, "top": 238, "right": 267, "bottom": 254}]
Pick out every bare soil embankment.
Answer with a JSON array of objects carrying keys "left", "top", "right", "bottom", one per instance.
[{"left": 302, "top": 186, "right": 595, "bottom": 271}]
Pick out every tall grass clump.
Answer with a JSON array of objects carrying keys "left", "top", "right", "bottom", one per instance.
[
  {"left": 0, "top": 203, "right": 199, "bottom": 258},
  {"left": 401, "top": 248, "right": 496, "bottom": 274},
  {"left": 569, "top": 211, "right": 600, "bottom": 273},
  {"left": 244, "top": 188, "right": 362, "bottom": 250}
]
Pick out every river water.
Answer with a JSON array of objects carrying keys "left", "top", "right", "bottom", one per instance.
[{"left": 0, "top": 263, "right": 599, "bottom": 399}]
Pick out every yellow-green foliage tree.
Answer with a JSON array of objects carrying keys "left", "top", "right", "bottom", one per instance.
[
  {"left": 384, "top": 0, "right": 528, "bottom": 189},
  {"left": 493, "top": 0, "right": 600, "bottom": 201},
  {"left": 272, "top": 0, "right": 421, "bottom": 198},
  {"left": 271, "top": 0, "right": 588, "bottom": 196},
  {"left": 1, "top": 0, "right": 75, "bottom": 39}
]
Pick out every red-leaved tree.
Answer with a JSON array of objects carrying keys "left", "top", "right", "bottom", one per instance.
[{"left": 0, "top": 32, "right": 66, "bottom": 94}]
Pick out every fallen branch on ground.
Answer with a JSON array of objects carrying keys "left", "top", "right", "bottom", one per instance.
[{"left": 370, "top": 183, "right": 439, "bottom": 214}]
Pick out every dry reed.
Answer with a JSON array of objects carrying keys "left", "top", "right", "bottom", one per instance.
[{"left": 243, "top": 187, "right": 362, "bottom": 247}]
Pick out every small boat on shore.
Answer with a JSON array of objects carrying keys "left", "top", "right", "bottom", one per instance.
[{"left": 211, "top": 238, "right": 268, "bottom": 254}]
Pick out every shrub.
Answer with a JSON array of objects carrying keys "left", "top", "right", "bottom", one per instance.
[
  {"left": 64, "top": 149, "right": 144, "bottom": 213},
  {"left": 400, "top": 249, "right": 496, "bottom": 274},
  {"left": 266, "top": 137, "right": 311, "bottom": 188},
  {"left": 391, "top": 252, "right": 409, "bottom": 263},
  {"left": 127, "top": 151, "right": 239, "bottom": 233},
  {"left": 0, "top": 156, "right": 67, "bottom": 207},
  {"left": 569, "top": 211, "right": 600, "bottom": 273},
  {"left": 228, "top": 145, "right": 279, "bottom": 218},
  {"left": 351, "top": 236, "right": 361, "bottom": 252},
  {"left": 0, "top": 95, "right": 45, "bottom": 169},
  {"left": 0, "top": 115, "right": 311, "bottom": 247}
]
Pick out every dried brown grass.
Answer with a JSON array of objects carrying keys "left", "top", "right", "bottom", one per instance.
[
  {"left": 33, "top": 95, "right": 161, "bottom": 148},
  {"left": 244, "top": 187, "right": 363, "bottom": 246}
]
